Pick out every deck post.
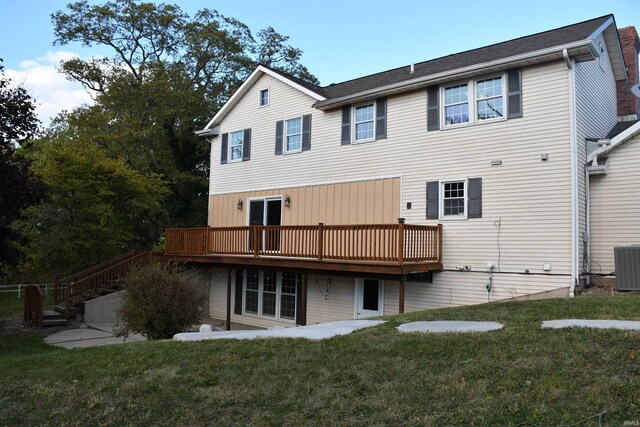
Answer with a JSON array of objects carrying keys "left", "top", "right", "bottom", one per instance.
[
  {"left": 253, "top": 226, "right": 259, "bottom": 258},
  {"left": 437, "top": 223, "right": 443, "bottom": 262},
  {"left": 301, "top": 273, "right": 308, "bottom": 325},
  {"left": 317, "top": 223, "right": 324, "bottom": 260},
  {"left": 397, "top": 218, "right": 405, "bottom": 263},
  {"left": 399, "top": 274, "right": 406, "bottom": 314},
  {"left": 226, "top": 268, "right": 232, "bottom": 331}
]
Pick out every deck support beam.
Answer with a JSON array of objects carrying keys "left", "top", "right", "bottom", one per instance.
[
  {"left": 226, "top": 268, "right": 232, "bottom": 331},
  {"left": 399, "top": 274, "right": 406, "bottom": 314}
]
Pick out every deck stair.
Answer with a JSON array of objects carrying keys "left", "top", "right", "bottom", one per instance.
[
  {"left": 41, "top": 310, "right": 68, "bottom": 327},
  {"left": 52, "top": 250, "right": 158, "bottom": 319}
]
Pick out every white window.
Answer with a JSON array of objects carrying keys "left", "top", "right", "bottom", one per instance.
[
  {"left": 285, "top": 117, "right": 302, "bottom": 153},
  {"left": 354, "top": 103, "right": 375, "bottom": 142},
  {"left": 259, "top": 89, "right": 269, "bottom": 106},
  {"left": 243, "top": 270, "right": 298, "bottom": 321},
  {"left": 476, "top": 77, "right": 503, "bottom": 120},
  {"left": 444, "top": 84, "right": 469, "bottom": 125},
  {"left": 441, "top": 181, "right": 466, "bottom": 218},
  {"left": 230, "top": 130, "right": 243, "bottom": 161},
  {"left": 443, "top": 75, "right": 505, "bottom": 127}
]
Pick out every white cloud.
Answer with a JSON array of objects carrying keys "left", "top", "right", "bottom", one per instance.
[{"left": 5, "top": 51, "right": 95, "bottom": 126}]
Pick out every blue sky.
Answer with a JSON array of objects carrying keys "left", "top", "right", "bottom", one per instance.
[{"left": 1, "top": 0, "right": 639, "bottom": 124}]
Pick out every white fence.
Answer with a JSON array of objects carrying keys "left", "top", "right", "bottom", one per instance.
[{"left": 0, "top": 284, "right": 54, "bottom": 298}]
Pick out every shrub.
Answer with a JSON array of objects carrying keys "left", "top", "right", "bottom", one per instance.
[{"left": 116, "top": 263, "right": 206, "bottom": 339}]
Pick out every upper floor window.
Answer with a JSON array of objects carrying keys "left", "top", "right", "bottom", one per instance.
[
  {"left": 442, "top": 75, "right": 505, "bottom": 127},
  {"left": 354, "top": 103, "right": 375, "bottom": 142},
  {"left": 230, "top": 130, "right": 244, "bottom": 161},
  {"left": 444, "top": 84, "right": 469, "bottom": 125},
  {"left": 285, "top": 117, "right": 302, "bottom": 153},
  {"left": 341, "top": 98, "right": 386, "bottom": 145},
  {"left": 259, "top": 89, "right": 269, "bottom": 107},
  {"left": 476, "top": 77, "right": 503, "bottom": 120}
]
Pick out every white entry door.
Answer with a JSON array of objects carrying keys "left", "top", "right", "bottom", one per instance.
[{"left": 355, "top": 279, "right": 384, "bottom": 319}]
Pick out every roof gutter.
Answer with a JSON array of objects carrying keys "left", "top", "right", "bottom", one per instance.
[{"left": 314, "top": 39, "right": 598, "bottom": 110}]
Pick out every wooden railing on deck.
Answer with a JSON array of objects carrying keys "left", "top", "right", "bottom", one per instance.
[{"left": 165, "top": 219, "right": 442, "bottom": 263}]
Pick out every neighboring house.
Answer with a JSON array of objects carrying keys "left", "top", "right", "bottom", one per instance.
[{"left": 164, "top": 15, "right": 639, "bottom": 329}]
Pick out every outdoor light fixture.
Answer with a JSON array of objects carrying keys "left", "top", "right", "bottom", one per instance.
[
  {"left": 284, "top": 194, "right": 291, "bottom": 207},
  {"left": 237, "top": 198, "right": 243, "bottom": 210}
]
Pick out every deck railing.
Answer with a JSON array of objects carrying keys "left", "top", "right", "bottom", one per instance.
[{"left": 165, "top": 220, "right": 442, "bottom": 263}]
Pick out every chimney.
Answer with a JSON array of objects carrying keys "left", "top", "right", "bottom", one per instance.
[{"left": 617, "top": 26, "right": 640, "bottom": 120}]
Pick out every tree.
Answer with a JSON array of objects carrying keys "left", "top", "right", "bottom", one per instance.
[
  {"left": 17, "top": 139, "right": 168, "bottom": 277},
  {"left": 49, "top": 0, "right": 319, "bottom": 233},
  {"left": 0, "top": 60, "right": 45, "bottom": 279}
]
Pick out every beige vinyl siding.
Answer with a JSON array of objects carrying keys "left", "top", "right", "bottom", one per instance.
[
  {"left": 208, "top": 270, "right": 357, "bottom": 328},
  {"left": 208, "top": 60, "right": 574, "bottom": 308},
  {"left": 574, "top": 33, "right": 618, "bottom": 274},
  {"left": 589, "top": 136, "right": 640, "bottom": 273},
  {"left": 208, "top": 177, "right": 400, "bottom": 227},
  {"left": 207, "top": 269, "right": 570, "bottom": 327},
  {"left": 306, "top": 276, "right": 355, "bottom": 324}
]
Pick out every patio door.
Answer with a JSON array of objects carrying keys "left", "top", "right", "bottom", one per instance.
[
  {"left": 355, "top": 279, "right": 384, "bottom": 319},
  {"left": 248, "top": 198, "right": 282, "bottom": 252}
]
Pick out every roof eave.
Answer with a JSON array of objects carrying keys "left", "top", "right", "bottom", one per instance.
[
  {"left": 600, "top": 120, "right": 640, "bottom": 157},
  {"left": 203, "top": 65, "right": 326, "bottom": 130},
  {"left": 195, "top": 126, "right": 220, "bottom": 137},
  {"left": 314, "top": 40, "right": 597, "bottom": 110}
]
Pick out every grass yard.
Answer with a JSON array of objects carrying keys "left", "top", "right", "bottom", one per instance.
[{"left": 1, "top": 294, "right": 639, "bottom": 426}]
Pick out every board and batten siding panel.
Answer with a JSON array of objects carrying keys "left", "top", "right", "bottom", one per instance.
[
  {"left": 574, "top": 33, "right": 618, "bottom": 273},
  {"left": 208, "top": 177, "right": 400, "bottom": 227},
  {"left": 209, "top": 61, "right": 573, "bottom": 304},
  {"left": 589, "top": 136, "right": 640, "bottom": 273}
]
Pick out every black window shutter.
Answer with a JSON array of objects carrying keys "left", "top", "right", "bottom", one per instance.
[
  {"left": 426, "top": 181, "right": 439, "bottom": 219},
  {"left": 341, "top": 105, "right": 351, "bottom": 145},
  {"left": 221, "top": 133, "right": 228, "bottom": 164},
  {"left": 275, "top": 120, "right": 284, "bottom": 155},
  {"left": 234, "top": 269, "right": 243, "bottom": 315},
  {"left": 468, "top": 178, "right": 482, "bottom": 218},
  {"left": 375, "top": 97, "right": 387, "bottom": 140},
  {"left": 507, "top": 69, "right": 522, "bottom": 119},
  {"left": 302, "top": 114, "right": 312, "bottom": 151},
  {"left": 427, "top": 86, "right": 440, "bottom": 131},
  {"left": 242, "top": 128, "right": 251, "bottom": 161},
  {"left": 295, "top": 274, "right": 306, "bottom": 326}
]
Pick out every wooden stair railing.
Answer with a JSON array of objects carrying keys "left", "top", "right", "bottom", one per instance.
[{"left": 53, "top": 250, "right": 157, "bottom": 318}]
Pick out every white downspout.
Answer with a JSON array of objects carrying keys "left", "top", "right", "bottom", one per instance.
[
  {"left": 566, "top": 49, "right": 578, "bottom": 297},
  {"left": 585, "top": 168, "right": 591, "bottom": 286}
]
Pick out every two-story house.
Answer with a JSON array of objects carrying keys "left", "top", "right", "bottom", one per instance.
[{"left": 165, "top": 15, "right": 639, "bottom": 330}]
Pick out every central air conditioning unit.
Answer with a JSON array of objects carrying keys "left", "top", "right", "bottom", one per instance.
[{"left": 614, "top": 245, "right": 640, "bottom": 291}]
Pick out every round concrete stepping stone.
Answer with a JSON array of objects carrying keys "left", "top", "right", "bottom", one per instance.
[
  {"left": 397, "top": 321, "right": 503, "bottom": 333},
  {"left": 542, "top": 319, "right": 640, "bottom": 330}
]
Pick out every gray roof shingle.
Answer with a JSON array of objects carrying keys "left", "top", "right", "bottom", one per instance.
[{"left": 267, "top": 15, "right": 612, "bottom": 102}]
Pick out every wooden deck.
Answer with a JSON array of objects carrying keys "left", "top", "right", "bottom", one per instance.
[{"left": 164, "top": 219, "right": 443, "bottom": 276}]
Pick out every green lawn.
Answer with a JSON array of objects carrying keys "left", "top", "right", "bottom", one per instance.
[{"left": 1, "top": 294, "right": 639, "bottom": 426}]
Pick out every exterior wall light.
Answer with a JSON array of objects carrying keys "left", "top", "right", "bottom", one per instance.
[
  {"left": 284, "top": 194, "right": 291, "bottom": 207},
  {"left": 237, "top": 198, "right": 243, "bottom": 210}
]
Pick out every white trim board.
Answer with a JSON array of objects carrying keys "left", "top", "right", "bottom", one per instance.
[
  {"left": 201, "top": 65, "right": 325, "bottom": 131},
  {"left": 209, "top": 175, "right": 403, "bottom": 196}
]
